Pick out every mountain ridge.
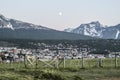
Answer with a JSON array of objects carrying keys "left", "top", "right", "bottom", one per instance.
[
  {"left": 64, "top": 21, "right": 120, "bottom": 39},
  {"left": 0, "top": 14, "right": 93, "bottom": 40}
]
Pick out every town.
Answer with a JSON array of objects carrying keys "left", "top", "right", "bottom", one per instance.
[{"left": 0, "top": 45, "right": 119, "bottom": 63}]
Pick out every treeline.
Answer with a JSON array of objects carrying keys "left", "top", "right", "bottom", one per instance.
[{"left": 0, "top": 39, "right": 120, "bottom": 52}]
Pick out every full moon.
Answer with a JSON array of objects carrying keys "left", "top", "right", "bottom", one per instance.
[{"left": 59, "top": 12, "right": 62, "bottom": 16}]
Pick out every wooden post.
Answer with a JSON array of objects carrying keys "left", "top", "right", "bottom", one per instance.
[
  {"left": 18, "top": 57, "right": 20, "bottom": 70},
  {"left": 18, "top": 53, "right": 21, "bottom": 70},
  {"left": 10, "top": 60, "right": 12, "bottom": 68},
  {"left": 35, "top": 56, "right": 38, "bottom": 69},
  {"left": 55, "top": 58, "right": 59, "bottom": 69},
  {"left": 98, "top": 58, "right": 102, "bottom": 67},
  {"left": 115, "top": 52, "right": 117, "bottom": 68},
  {"left": 56, "top": 49, "right": 59, "bottom": 69},
  {"left": 24, "top": 54, "right": 27, "bottom": 68},
  {"left": 81, "top": 52, "right": 84, "bottom": 68},
  {"left": 63, "top": 56, "right": 65, "bottom": 68}
]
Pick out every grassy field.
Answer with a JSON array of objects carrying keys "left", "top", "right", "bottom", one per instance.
[{"left": 0, "top": 58, "right": 120, "bottom": 80}]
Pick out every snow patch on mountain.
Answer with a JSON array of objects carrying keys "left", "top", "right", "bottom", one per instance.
[
  {"left": 5, "top": 22, "right": 14, "bottom": 30},
  {"left": 115, "top": 30, "right": 120, "bottom": 39},
  {"left": 0, "top": 15, "right": 14, "bottom": 30}
]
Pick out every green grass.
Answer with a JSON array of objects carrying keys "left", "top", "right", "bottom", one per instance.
[{"left": 0, "top": 58, "right": 120, "bottom": 80}]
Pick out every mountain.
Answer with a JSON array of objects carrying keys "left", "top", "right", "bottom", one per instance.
[
  {"left": 64, "top": 28, "right": 74, "bottom": 32},
  {"left": 64, "top": 21, "right": 120, "bottom": 39},
  {"left": 0, "top": 14, "right": 93, "bottom": 40},
  {"left": 102, "top": 24, "right": 120, "bottom": 39}
]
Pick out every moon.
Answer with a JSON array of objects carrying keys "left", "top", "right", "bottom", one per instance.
[{"left": 59, "top": 12, "right": 62, "bottom": 16}]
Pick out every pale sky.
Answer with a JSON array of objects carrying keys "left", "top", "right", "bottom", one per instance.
[{"left": 0, "top": 0, "right": 120, "bottom": 30}]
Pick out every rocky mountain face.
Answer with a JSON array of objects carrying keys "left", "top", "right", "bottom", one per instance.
[
  {"left": 64, "top": 21, "right": 120, "bottom": 39},
  {"left": 0, "top": 14, "right": 92, "bottom": 40}
]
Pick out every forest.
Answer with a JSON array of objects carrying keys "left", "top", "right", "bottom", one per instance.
[{"left": 0, "top": 39, "right": 120, "bottom": 53}]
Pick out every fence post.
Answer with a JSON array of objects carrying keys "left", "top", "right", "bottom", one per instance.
[
  {"left": 55, "top": 58, "right": 59, "bottom": 69},
  {"left": 63, "top": 56, "right": 65, "bottom": 68},
  {"left": 24, "top": 54, "right": 27, "bottom": 68},
  {"left": 115, "top": 52, "right": 117, "bottom": 68},
  {"left": 35, "top": 56, "right": 38, "bottom": 69},
  {"left": 98, "top": 58, "right": 102, "bottom": 67},
  {"left": 81, "top": 52, "right": 84, "bottom": 68}
]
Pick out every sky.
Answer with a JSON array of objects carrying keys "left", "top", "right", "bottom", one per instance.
[{"left": 0, "top": 0, "right": 120, "bottom": 30}]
